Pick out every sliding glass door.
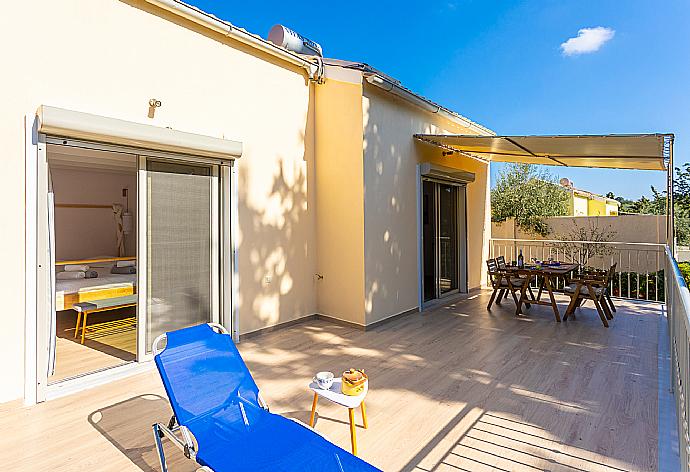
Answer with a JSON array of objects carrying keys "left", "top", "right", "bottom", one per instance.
[
  {"left": 422, "top": 179, "right": 467, "bottom": 303},
  {"left": 34, "top": 138, "right": 228, "bottom": 401},
  {"left": 422, "top": 181, "right": 437, "bottom": 302},
  {"left": 438, "top": 184, "right": 459, "bottom": 295},
  {"left": 139, "top": 158, "right": 220, "bottom": 354}
]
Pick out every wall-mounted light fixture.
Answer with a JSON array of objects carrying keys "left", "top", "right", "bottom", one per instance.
[{"left": 148, "top": 98, "right": 162, "bottom": 118}]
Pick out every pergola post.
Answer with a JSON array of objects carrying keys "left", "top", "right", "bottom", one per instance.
[{"left": 667, "top": 136, "right": 675, "bottom": 256}]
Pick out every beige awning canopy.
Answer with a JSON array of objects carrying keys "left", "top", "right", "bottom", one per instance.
[{"left": 413, "top": 133, "right": 673, "bottom": 171}]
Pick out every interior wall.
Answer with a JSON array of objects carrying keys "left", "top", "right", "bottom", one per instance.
[
  {"left": 314, "top": 74, "right": 366, "bottom": 325},
  {"left": 50, "top": 166, "right": 137, "bottom": 260},
  {"left": 1, "top": 0, "right": 318, "bottom": 403},
  {"left": 362, "top": 85, "right": 491, "bottom": 324}
]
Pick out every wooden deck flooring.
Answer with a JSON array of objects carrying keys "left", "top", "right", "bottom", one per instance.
[
  {"left": 0, "top": 291, "right": 661, "bottom": 471},
  {"left": 50, "top": 308, "right": 136, "bottom": 383}
]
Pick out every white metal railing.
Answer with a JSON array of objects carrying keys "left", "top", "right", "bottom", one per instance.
[
  {"left": 666, "top": 246, "right": 690, "bottom": 471},
  {"left": 489, "top": 238, "right": 666, "bottom": 301}
]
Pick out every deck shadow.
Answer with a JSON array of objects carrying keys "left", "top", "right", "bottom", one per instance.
[{"left": 88, "top": 394, "right": 196, "bottom": 472}]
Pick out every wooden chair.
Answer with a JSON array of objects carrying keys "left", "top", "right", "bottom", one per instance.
[
  {"left": 496, "top": 255, "right": 508, "bottom": 270},
  {"left": 581, "top": 264, "right": 617, "bottom": 315},
  {"left": 486, "top": 259, "right": 530, "bottom": 310},
  {"left": 496, "top": 255, "right": 536, "bottom": 303},
  {"left": 495, "top": 256, "right": 509, "bottom": 302},
  {"left": 563, "top": 264, "right": 616, "bottom": 327}
]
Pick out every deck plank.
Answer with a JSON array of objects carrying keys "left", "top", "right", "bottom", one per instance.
[{"left": 0, "top": 292, "right": 660, "bottom": 471}]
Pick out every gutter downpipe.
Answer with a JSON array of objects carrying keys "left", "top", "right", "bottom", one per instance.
[
  {"left": 143, "top": 0, "right": 322, "bottom": 82},
  {"left": 364, "top": 75, "right": 493, "bottom": 136}
]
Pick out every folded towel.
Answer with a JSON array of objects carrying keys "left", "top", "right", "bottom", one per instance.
[
  {"left": 116, "top": 260, "right": 136, "bottom": 268},
  {"left": 111, "top": 265, "right": 136, "bottom": 274},
  {"left": 84, "top": 270, "right": 99, "bottom": 279},
  {"left": 57, "top": 271, "right": 85, "bottom": 280},
  {"left": 64, "top": 264, "right": 89, "bottom": 272}
]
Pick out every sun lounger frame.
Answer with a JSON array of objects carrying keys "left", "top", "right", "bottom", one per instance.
[{"left": 151, "top": 323, "right": 269, "bottom": 472}]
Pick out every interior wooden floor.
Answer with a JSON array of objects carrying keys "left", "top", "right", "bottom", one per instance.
[
  {"left": 49, "top": 307, "right": 136, "bottom": 383},
  {"left": 1, "top": 291, "right": 660, "bottom": 471}
]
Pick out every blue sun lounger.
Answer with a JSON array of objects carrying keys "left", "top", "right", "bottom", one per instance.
[{"left": 152, "top": 323, "right": 381, "bottom": 472}]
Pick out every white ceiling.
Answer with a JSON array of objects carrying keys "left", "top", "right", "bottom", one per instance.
[{"left": 47, "top": 144, "right": 137, "bottom": 173}]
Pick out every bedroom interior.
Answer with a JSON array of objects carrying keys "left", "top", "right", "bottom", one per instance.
[{"left": 47, "top": 144, "right": 138, "bottom": 383}]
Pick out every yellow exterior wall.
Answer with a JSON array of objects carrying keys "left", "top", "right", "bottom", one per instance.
[
  {"left": 314, "top": 76, "right": 366, "bottom": 325},
  {"left": 587, "top": 199, "right": 607, "bottom": 216},
  {"left": 362, "top": 85, "right": 490, "bottom": 325},
  {"left": 0, "top": 0, "right": 318, "bottom": 402},
  {"left": 569, "top": 189, "right": 619, "bottom": 217}
]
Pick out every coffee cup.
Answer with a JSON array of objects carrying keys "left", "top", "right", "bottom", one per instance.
[{"left": 313, "top": 371, "right": 334, "bottom": 389}]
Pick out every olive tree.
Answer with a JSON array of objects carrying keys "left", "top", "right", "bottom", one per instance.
[
  {"left": 552, "top": 219, "right": 617, "bottom": 267},
  {"left": 491, "top": 163, "right": 569, "bottom": 236}
]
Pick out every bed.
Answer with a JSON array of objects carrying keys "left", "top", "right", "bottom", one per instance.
[{"left": 55, "top": 258, "right": 137, "bottom": 311}]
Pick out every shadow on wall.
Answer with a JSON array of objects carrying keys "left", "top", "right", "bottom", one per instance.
[
  {"left": 234, "top": 93, "right": 317, "bottom": 333},
  {"left": 362, "top": 106, "right": 418, "bottom": 323},
  {"left": 361, "top": 90, "right": 488, "bottom": 324}
]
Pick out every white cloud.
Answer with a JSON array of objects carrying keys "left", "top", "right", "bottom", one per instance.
[{"left": 560, "top": 27, "right": 615, "bottom": 56}]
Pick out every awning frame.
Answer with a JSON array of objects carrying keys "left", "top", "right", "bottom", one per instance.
[
  {"left": 414, "top": 133, "right": 673, "bottom": 171},
  {"left": 414, "top": 132, "right": 677, "bottom": 253}
]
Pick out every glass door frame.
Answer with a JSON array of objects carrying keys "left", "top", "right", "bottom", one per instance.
[
  {"left": 437, "top": 182, "right": 460, "bottom": 299},
  {"left": 31, "top": 134, "right": 236, "bottom": 403},
  {"left": 419, "top": 176, "right": 468, "bottom": 306},
  {"left": 136, "top": 155, "right": 223, "bottom": 362}
]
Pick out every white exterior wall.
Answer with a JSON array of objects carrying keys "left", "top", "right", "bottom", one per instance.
[
  {"left": 362, "top": 85, "right": 490, "bottom": 325},
  {"left": 0, "top": 0, "right": 317, "bottom": 403},
  {"left": 573, "top": 195, "right": 589, "bottom": 216},
  {"left": 606, "top": 202, "right": 620, "bottom": 216}
]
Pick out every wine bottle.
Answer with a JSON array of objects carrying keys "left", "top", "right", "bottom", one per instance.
[{"left": 518, "top": 249, "right": 524, "bottom": 268}]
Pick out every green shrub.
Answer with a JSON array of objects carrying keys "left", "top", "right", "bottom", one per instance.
[
  {"left": 677, "top": 262, "right": 690, "bottom": 286},
  {"left": 611, "top": 270, "right": 664, "bottom": 301}
]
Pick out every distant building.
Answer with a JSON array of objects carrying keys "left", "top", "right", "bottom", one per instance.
[{"left": 559, "top": 178, "right": 620, "bottom": 216}]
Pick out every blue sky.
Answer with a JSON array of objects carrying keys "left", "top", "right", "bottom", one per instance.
[{"left": 189, "top": 0, "right": 689, "bottom": 199}]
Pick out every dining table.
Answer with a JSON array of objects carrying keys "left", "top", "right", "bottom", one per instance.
[{"left": 506, "top": 262, "right": 580, "bottom": 321}]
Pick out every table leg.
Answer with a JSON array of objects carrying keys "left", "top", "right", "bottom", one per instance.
[
  {"left": 349, "top": 408, "right": 357, "bottom": 455},
  {"left": 360, "top": 401, "right": 368, "bottom": 429},
  {"left": 536, "top": 276, "right": 545, "bottom": 301},
  {"left": 544, "top": 276, "right": 561, "bottom": 322},
  {"left": 309, "top": 393, "right": 318, "bottom": 427},
  {"left": 515, "top": 279, "right": 528, "bottom": 316},
  {"left": 81, "top": 311, "right": 89, "bottom": 344},
  {"left": 74, "top": 311, "right": 82, "bottom": 338},
  {"left": 563, "top": 285, "right": 581, "bottom": 321}
]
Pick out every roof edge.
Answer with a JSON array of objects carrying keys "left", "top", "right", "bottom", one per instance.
[
  {"left": 142, "top": 0, "right": 320, "bottom": 78},
  {"left": 322, "top": 59, "right": 493, "bottom": 135},
  {"left": 364, "top": 75, "right": 495, "bottom": 135}
]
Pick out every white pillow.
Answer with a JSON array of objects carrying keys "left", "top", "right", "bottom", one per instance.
[
  {"left": 57, "top": 271, "right": 85, "bottom": 280},
  {"left": 63, "top": 264, "right": 89, "bottom": 272}
]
